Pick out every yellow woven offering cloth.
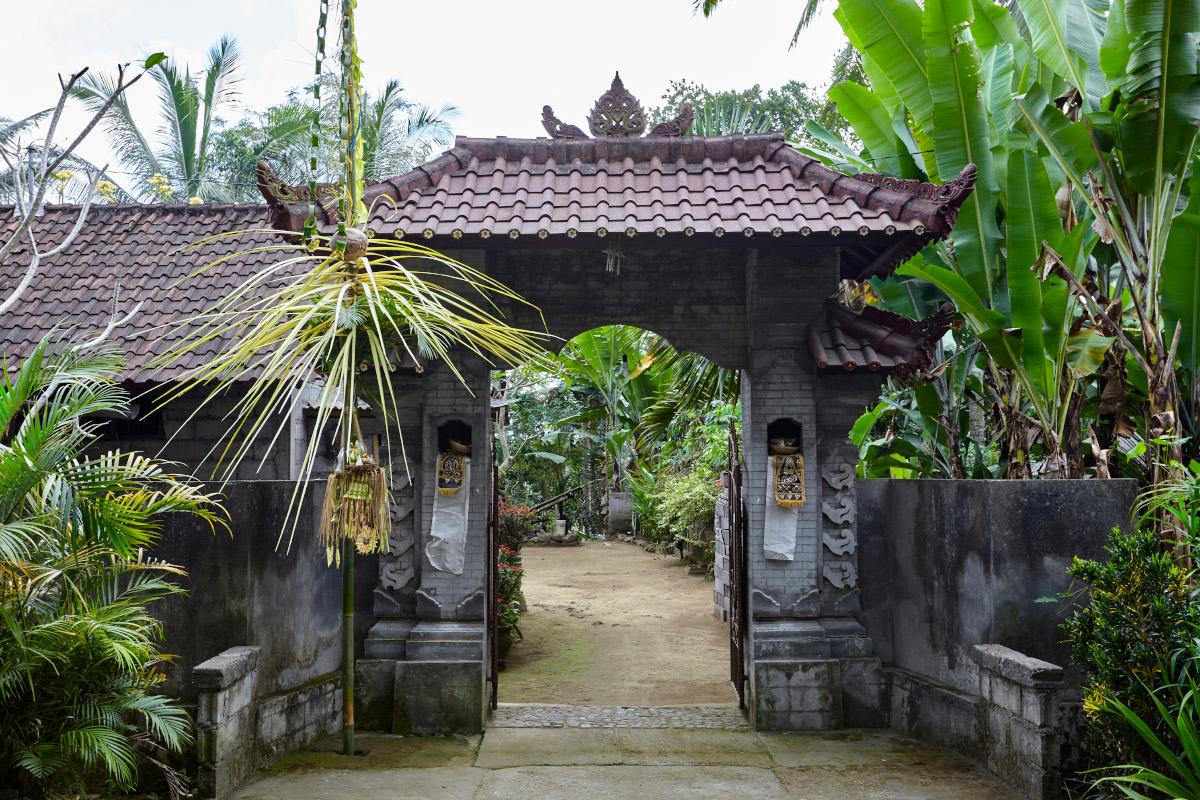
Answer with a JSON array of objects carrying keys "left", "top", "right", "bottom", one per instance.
[
  {"left": 437, "top": 452, "right": 465, "bottom": 495},
  {"left": 772, "top": 454, "right": 805, "bottom": 507}
]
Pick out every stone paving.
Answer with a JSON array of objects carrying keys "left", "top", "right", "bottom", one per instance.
[
  {"left": 232, "top": 728, "right": 1023, "bottom": 800},
  {"left": 490, "top": 703, "right": 751, "bottom": 729}
]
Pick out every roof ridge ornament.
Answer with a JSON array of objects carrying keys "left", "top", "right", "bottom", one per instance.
[
  {"left": 541, "top": 106, "right": 587, "bottom": 139},
  {"left": 542, "top": 75, "right": 693, "bottom": 140},
  {"left": 648, "top": 102, "right": 694, "bottom": 137},
  {"left": 588, "top": 72, "right": 647, "bottom": 138}
]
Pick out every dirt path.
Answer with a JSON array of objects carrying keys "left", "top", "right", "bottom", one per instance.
[{"left": 500, "top": 539, "right": 736, "bottom": 705}]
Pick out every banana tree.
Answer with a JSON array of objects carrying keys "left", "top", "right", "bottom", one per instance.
[
  {"left": 553, "top": 327, "right": 668, "bottom": 488},
  {"left": 1007, "top": 0, "right": 1200, "bottom": 498},
  {"left": 813, "top": 0, "right": 1116, "bottom": 477}
]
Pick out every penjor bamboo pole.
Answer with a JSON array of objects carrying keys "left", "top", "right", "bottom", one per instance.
[{"left": 342, "top": 534, "right": 355, "bottom": 755}]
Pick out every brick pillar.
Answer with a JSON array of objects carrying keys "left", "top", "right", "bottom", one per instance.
[{"left": 741, "top": 247, "right": 884, "bottom": 731}]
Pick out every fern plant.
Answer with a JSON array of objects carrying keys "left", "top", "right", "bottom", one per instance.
[{"left": 0, "top": 332, "right": 225, "bottom": 798}]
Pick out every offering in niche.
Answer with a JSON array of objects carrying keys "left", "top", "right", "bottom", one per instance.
[
  {"left": 772, "top": 453, "right": 806, "bottom": 507},
  {"left": 437, "top": 451, "right": 466, "bottom": 496}
]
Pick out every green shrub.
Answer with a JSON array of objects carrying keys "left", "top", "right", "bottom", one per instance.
[
  {"left": 1064, "top": 526, "right": 1200, "bottom": 774},
  {"left": 1092, "top": 655, "right": 1200, "bottom": 800},
  {"left": 0, "top": 334, "right": 224, "bottom": 799}
]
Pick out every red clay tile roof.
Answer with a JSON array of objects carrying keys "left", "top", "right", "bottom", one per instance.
[
  {"left": 0, "top": 203, "right": 282, "bottom": 382},
  {"left": 807, "top": 300, "right": 956, "bottom": 374},
  {"left": 259, "top": 133, "right": 976, "bottom": 278}
]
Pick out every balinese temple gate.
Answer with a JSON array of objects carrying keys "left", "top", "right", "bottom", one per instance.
[{"left": 258, "top": 74, "right": 975, "bottom": 733}]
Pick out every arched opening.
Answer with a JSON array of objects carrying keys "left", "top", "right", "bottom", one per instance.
[{"left": 491, "top": 324, "right": 743, "bottom": 710}]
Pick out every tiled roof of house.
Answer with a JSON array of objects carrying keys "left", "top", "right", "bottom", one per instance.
[
  {"left": 0, "top": 203, "right": 283, "bottom": 382},
  {"left": 807, "top": 300, "right": 956, "bottom": 374},
  {"left": 258, "top": 133, "right": 976, "bottom": 278}
]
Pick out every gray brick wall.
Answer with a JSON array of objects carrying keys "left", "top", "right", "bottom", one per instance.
[{"left": 469, "top": 244, "right": 750, "bottom": 369}]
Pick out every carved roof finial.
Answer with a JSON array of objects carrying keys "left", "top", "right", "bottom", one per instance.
[
  {"left": 542, "top": 105, "right": 587, "bottom": 139},
  {"left": 588, "top": 72, "right": 647, "bottom": 138},
  {"left": 649, "top": 102, "right": 695, "bottom": 137}
]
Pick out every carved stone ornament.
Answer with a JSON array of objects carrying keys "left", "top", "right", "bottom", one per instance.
[
  {"left": 823, "top": 561, "right": 858, "bottom": 589},
  {"left": 821, "top": 496, "right": 856, "bottom": 526},
  {"left": 649, "top": 102, "right": 695, "bottom": 137},
  {"left": 821, "top": 463, "right": 855, "bottom": 491},
  {"left": 256, "top": 160, "right": 339, "bottom": 205},
  {"left": 822, "top": 528, "right": 857, "bottom": 556},
  {"left": 542, "top": 105, "right": 588, "bottom": 139},
  {"left": 588, "top": 72, "right": 647, "bottom": 138},
  {"left": 380, "top": 558, "right": 414, "bottom": 591}
]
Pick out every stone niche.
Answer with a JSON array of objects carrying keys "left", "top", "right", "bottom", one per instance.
[{"left": 436, "top": 419, "right": 473, "bottom": 454}]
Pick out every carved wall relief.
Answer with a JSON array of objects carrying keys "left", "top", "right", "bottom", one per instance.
[
  {"left": 822, "top": 528, "right": 856, "bottom": 556},
  {"left": 821, "top": 496, "right": 856, "bottom": 526},
  {"left": 379, "top": 474, "right": 417, "bottom": 592},
  {"left": 823, "top": 561, "right": 858, "bottom": 589},
  {"left": 820, "top": 454, "right": 858, "bottom": 592},
  {"left": 821, "top": 463, "right": 854, "bottom": 490}
]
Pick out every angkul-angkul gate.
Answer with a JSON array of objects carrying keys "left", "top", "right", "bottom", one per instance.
[{"left": 256, "top": 73, "right": 976, "bottom": 733}]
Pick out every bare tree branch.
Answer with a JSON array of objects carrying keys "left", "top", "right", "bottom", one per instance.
[{"left": 0, "top": 61, "right": 146, "bottom": 313}]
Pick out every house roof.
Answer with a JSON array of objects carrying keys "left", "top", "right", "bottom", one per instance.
[
  {"left": 0, "top": 203, "right": 286, "bottom": 382},
  {"left": 807, "top": 300, "right": 956, "bottom": 374},
  {"left": 258, "top": 133, "right": 976, "bottom": 279}
]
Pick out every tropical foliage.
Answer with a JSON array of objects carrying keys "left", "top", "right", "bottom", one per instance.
[
  {"left": 1064, "top": 525, "right": 1199, "bottom": 773},
  {"left": 209, "top": 79, "right": 458, "bottom": 203},
  {"left": 496, "top": 326, "right": 739, "bottom": 550},
  {"left": 71, "top": 36, "right": 247, "bottom": 202},
  {"left": 0, "top": 333, "right": 224, "bottom": 798},
  {"left": 785, "top": 0, "right": 1200, "bottom": 486}
]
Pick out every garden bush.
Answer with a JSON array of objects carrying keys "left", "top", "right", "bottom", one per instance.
[
  {"left": 495, "top": 544, "right": 524, "bottom": 635},
  {"left": 1064, "top": 526, "right": 1200, "bottom": 777},
  {"left": 0, "top": 334, "right": 224, "bottom": 799}
]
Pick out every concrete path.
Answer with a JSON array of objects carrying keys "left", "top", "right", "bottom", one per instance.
[{"left": 232, "top": 726, "right": 1020, "bottom": 800}]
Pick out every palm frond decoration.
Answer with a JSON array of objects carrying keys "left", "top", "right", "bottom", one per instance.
[{"left": 151, "top": 231, "right": 548, "bottom": 551}]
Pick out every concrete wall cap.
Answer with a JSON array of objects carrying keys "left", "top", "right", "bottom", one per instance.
[
  {"left": 972, "top": 643, "right": 1063, "bottom": 687},
  {"left": 192, "top": 646, "right": 262, "bottom": 690}
]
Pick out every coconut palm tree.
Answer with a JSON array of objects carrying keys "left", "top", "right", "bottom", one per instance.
[
  {"left": 70, "top": 36, "right": 244, "bottom": 202},
  {"left": 209, "top": 78, "right": 458, "bottom": 201}
]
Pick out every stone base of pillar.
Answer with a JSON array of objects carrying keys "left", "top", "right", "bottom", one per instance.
[
  {"left": 357, "top": 620, "right": 487, "bottom": 735},
  {"left": 751, "top": 656, "right": 885, "bottom": 731},
  {"left": 393, "top": 660, "right": 486, "bottom": 734},
  {"left": 749, "top": 617, "right": 883, "bottom": 731},
  {"left": 405, "top": 620, "right": 485, "bottom": 661},
  {"left": 364, "top": 619, "right": 418, "bottom": 660}
]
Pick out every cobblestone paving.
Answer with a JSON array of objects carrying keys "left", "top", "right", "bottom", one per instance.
[{"left": 490, "top": 703, "right": 751, "bottom": 729}]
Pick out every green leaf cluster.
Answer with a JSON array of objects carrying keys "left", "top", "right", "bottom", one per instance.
[
  {"left": 0, "top": 333, "right": 225, "bottom": 797},
  {"left": 1064, "top": 526, "right": 1198, "bottom": 774}
]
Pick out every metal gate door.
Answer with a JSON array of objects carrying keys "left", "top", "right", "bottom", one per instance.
[
  {"left": 487, "top": 425, "right": 499, "bottom": 711},
  {"left": 727, "top": 421, "right": 747, "bottom": 708}
]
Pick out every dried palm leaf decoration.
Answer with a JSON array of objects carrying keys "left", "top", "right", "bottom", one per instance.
[
  {"left": 320, "top": 441, "right": 391, "bottom": 557},
  {"left": 772, "top": 454, "right": 805, "bottom": 507}
]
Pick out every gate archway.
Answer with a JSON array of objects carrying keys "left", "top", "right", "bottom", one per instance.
[{"left": 257, "top": 75, "right": 976, "bottom": 733}]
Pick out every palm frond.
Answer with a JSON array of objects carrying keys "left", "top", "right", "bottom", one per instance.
[{"left": 70, "top": 72, "right": 162, "bottom": 196}]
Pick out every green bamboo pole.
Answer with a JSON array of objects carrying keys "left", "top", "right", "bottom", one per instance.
[
  {"left": 339, "top": 0, "right": 362, "bottom": 759},
  {"left": 342, "top": 535, "right": 355, "bottom": 755}
]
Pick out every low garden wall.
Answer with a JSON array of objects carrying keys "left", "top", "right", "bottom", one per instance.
[
  {"left": 150, "top": 481, "right": 379, "bottom": 797},
  {"left": 859, "top": 478, "right": 1137, "bottom": 799}
]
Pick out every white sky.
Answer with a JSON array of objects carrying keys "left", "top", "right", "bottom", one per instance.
[{"left": 5, "top": 0, "right": 847, "bottom": 180}]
